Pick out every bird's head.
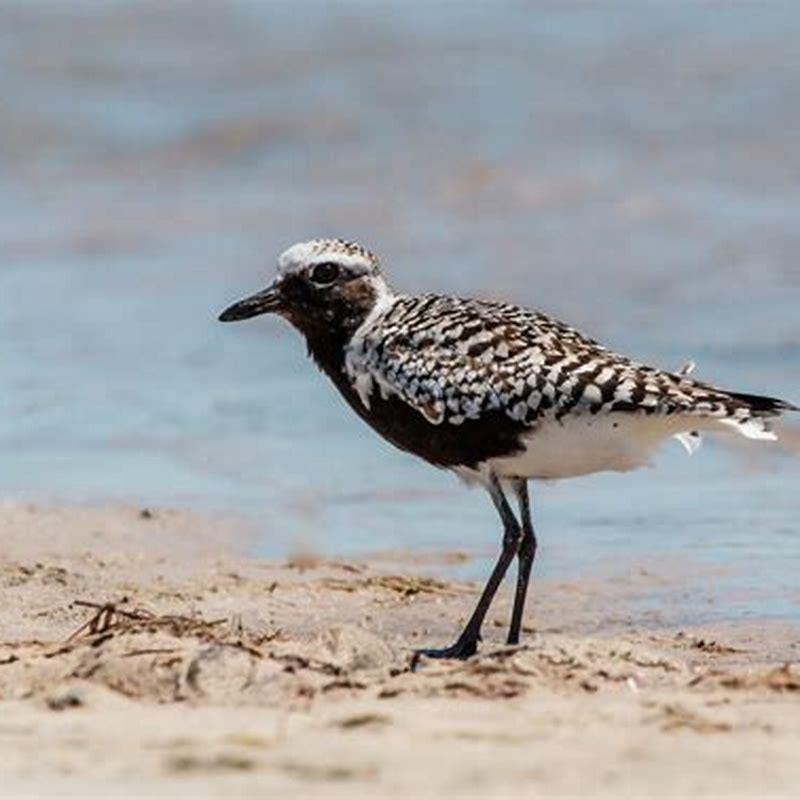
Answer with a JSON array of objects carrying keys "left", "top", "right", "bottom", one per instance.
[{"left": 219, "top": 238, "right": 392, "bottom": 336}]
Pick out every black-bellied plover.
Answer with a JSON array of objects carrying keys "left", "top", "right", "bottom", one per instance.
[{"left": 219, "top": 238, "right": 797, "bottom": 660}]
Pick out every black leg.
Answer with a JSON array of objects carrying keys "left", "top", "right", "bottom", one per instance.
[
  {"left": 507, "top": 479, "right": 537, "bottom": 645},
  {"left": 413, "top": 474, "right": 521, "bottom": 663}
]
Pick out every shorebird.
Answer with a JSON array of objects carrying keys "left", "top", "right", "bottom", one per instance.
[{"left": 219, "top": 238, "right": 797, "bottom": 660}]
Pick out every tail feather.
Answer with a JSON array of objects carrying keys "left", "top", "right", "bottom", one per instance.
[
  {"left": 725, "top": 391, "right": 798, "bottom": 417},
  {"left": 717, "top": 416, "right": 777, "bottom": 441},
  {"left": 713, "top": 389, "right": 796, "bottom": 442}
]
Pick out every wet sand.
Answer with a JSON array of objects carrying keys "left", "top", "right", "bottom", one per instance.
[{"left": 1, "top": 502, "right": 798, "bottom": 798}]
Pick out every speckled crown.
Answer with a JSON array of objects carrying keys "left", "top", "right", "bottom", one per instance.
[{"left": 278, "top": 238, "right": 381, "bottom": 275}]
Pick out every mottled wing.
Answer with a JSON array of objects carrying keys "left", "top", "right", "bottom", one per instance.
[
  {"left": 344, "top": 295, "right": 780, "bottom": 434},
  {"left": 344, "top": 295, "right": 610, "bottom": 426}
]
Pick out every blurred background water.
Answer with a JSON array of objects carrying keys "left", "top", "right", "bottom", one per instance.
[{"left": 1, "top": 1, "right": 798, "bottom": 622}]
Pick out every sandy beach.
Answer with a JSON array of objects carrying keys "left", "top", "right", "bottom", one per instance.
[
  {"left": 0, "top": 501, "right": 797, "bottom": 799},
  {"left": 2, "top": 2, "right": 799, "bottom": 798}
]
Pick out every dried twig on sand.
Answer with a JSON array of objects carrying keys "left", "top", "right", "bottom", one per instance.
[
  {"left": 67, "top": 599, "right": 226, "bottom": 642},
  {"left": 65, "top": 599, "right": 278, "bottom": 658}
]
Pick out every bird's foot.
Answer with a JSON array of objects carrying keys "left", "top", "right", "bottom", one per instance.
[{"left": 410, "top": 636, "right": 478, "bottom": 670}]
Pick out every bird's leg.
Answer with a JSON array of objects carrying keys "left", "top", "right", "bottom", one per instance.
[
  {"left": 413, "top": 474, "right": 521, "bottom": 663},
  {"left": 506, "top": 479, "right": 537, "bottom": 645}
]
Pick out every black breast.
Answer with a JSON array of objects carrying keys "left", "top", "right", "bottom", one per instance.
[{"left": 304, "top": 331, "right": 527, "bottom": 470}]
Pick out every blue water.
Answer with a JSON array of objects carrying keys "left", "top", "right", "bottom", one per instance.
[{"left": 1, "top": 1, "right": 798, "bottom": 621}]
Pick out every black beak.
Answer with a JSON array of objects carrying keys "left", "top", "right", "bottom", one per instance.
[{"left": 218, "top": 284, "right": 281, "bottom": 322}]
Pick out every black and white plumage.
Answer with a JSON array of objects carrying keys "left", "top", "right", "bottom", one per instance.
[{"left": 220, "top": 238, "right": 797, "bottom": 661}]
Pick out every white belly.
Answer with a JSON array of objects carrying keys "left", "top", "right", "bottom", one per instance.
[{"left": 486, "top": 413, "right": 694, "bottom": 481}]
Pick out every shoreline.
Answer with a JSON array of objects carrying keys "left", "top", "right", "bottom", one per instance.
[{"left": 1, "top": 501, "right": 799, "bottom": 798}]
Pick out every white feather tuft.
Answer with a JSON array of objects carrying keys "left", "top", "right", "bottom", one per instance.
[
  {"left": 718, "top": 417, "right": 778, "bottom": 441},
  {"left": 675, "top": 430, "right": 703, "bottom": 455}
]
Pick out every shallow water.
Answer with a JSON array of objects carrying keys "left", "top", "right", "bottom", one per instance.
[{"left": 1, "top": 2, "right": 798, "bottom": 621}]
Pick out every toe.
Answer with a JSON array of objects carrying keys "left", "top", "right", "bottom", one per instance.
[{"left": 411, "top": 638, "right": 478, "bottom": 668}]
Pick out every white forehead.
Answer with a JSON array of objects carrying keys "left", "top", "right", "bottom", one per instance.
[{"left": 277, "top": 239, "right": 379, "bottom": 276}]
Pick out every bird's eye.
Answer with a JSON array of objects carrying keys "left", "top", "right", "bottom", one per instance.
[{"left": 309, "top": 262, "right": 340, "bottom": 286}]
